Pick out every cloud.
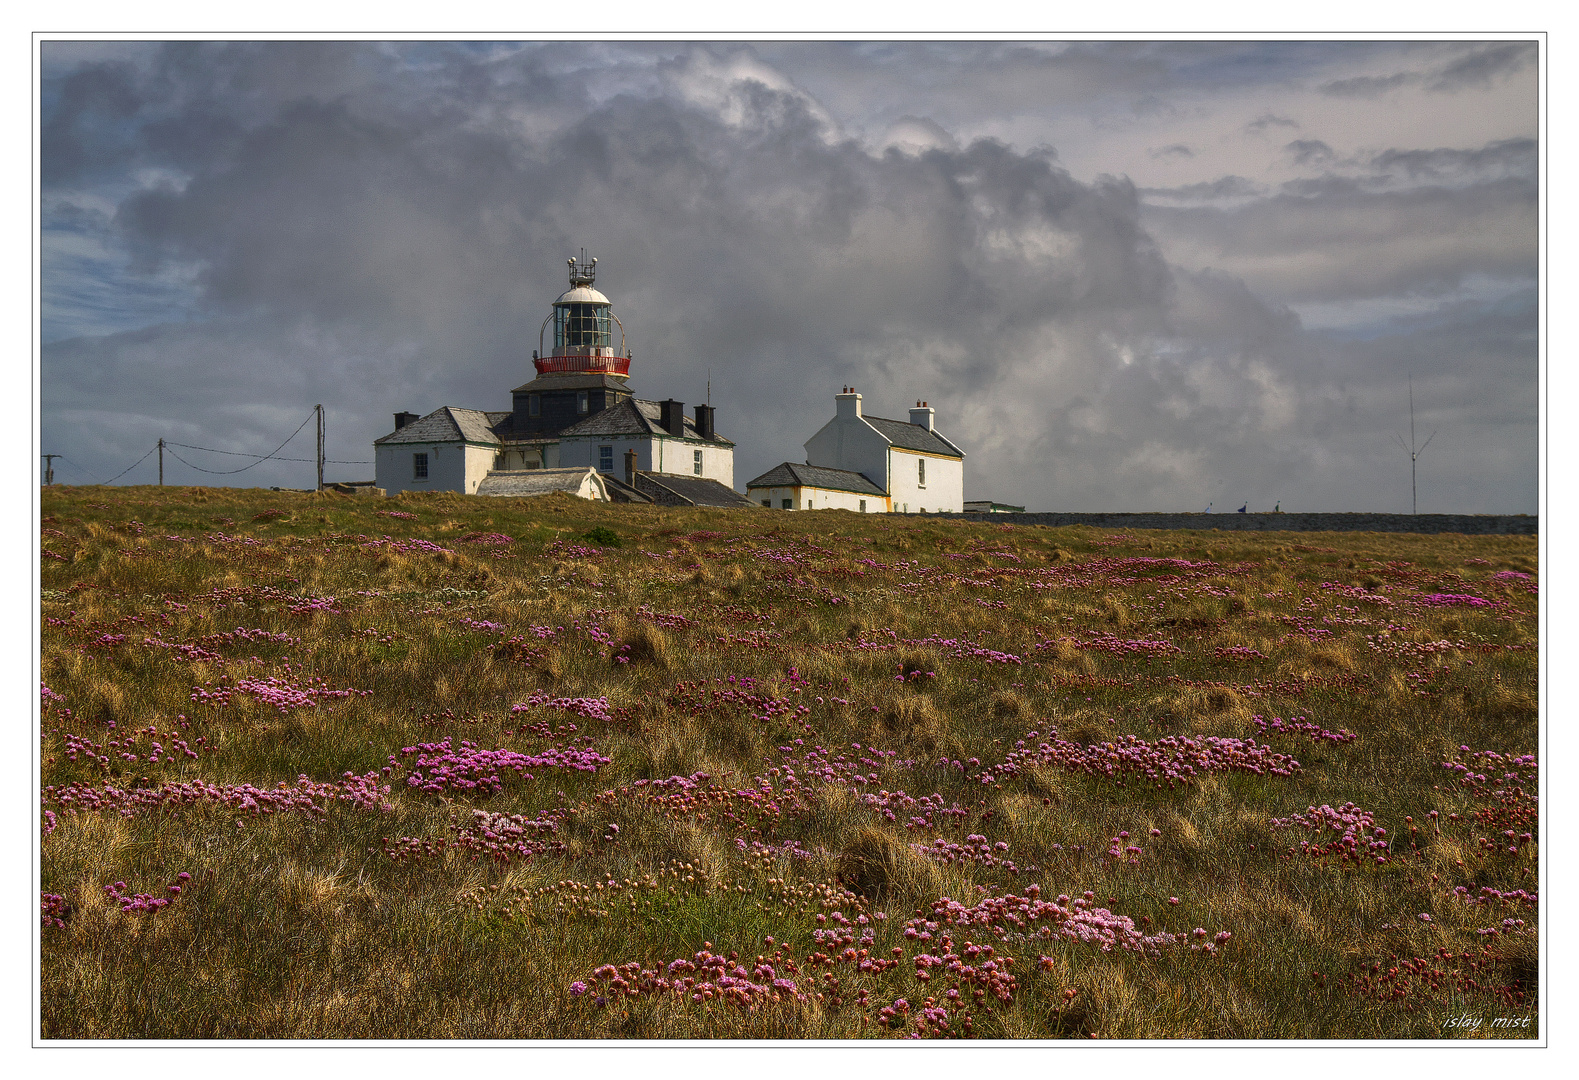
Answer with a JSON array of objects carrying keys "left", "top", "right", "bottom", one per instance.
[
  {"left": 1369, "top": 137, "right": 1536, "bottom": 183},
  {"left": 1245, "top": 113, "right": 1299, "bottom": 133},
  {"left": 1319, "top": 72, "right": 1416, "bottom": 98},
  {"left": 1148, "top": 143, "right": 1193, "bottom": 159},
  {"left": 1140, "top": 176, "right": 1266, "bottom": 203},
  {"left": 1429, "top": 42, "right": 1536, "bottom": 92},
  {"left": 39, "top": 41, "right": 1537, "bottom": 513},
  {"left": 1284, "top": 139, "right": 1336, "bottom": 166}
]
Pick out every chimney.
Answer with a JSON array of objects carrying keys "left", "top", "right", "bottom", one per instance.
[
  {"left": 660, "top": 399, "right": 686, "bottom": 436},
  {"left": 694, "top": 404, "right": 715, "bottom": 440},
  {"left": 836, "top": 388, "right": 863, "bottom": 420},
  {"left": 909, "top": 401, "right": 934, "bottom": 431},
  {"left": 624, "top": 448, "right": 637, "bottom": 488},
  {"left": 394, "top": 411, "right": 419, "bottom": 430}
]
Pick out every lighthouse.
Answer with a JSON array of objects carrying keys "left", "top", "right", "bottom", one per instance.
[{"left": 373, "top": 251, "right": 749, "bottom": 506}]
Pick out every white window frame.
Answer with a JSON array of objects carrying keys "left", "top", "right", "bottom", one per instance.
[
  {"left": 693, "top": 449, "right": 703, "bottom": 475},
  {"left": 598, "top": 445, "right": 614, "bottom": 471},
  {"left": 577, "top": 390, "right": 589, "bottom": 414}
]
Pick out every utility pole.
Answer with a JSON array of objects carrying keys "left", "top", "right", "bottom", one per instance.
[
  {"left": 1393, "top": 375, "right": 1436, "bottom": 515},
  {"left": 42, "top": 454, "right": 58, "bottom": 486},
  {"left": 315, "top": 404, "right": 324, "bottom": 491},
  {"left": 157, "top": 438, "right": 164, "bottom": 486}
]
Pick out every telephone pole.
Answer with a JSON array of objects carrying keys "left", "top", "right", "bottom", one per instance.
[
  {"left": 315, "top": 404, "right": 324, "bottom": 491},
  {"left": 158, "top": 438, "right": 164, "bottom": 486},
  {"left": 42, "top": 454, "right": 58, "bottom": 486}
]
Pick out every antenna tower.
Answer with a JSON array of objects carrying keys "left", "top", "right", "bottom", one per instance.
[{"left": 1392, "top": 374, "right": 1437, "bottom": 515}]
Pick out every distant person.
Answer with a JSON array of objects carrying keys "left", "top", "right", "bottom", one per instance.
[
  {"left": 1203, "top": 502, "right": 1212, "bottom": 513},
  {"left": 1237, "top": 504, "right": 1247, "bottom": 513},
  {"left": 1274, "top": 502, "right": 1281, "bottom": 513}
]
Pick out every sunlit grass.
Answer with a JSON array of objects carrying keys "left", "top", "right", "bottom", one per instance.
[{"left": 39, "top": 486, "right": 1538, "bottom": 1038}]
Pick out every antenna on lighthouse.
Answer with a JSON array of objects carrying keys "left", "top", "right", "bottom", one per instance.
[{"left": 568, "top": 248, "right": 597, "bottom": 288}]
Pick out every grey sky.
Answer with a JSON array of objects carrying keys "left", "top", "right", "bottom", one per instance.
[{"left": 40, "top": 39, "right": 1538, "bottom": 511}]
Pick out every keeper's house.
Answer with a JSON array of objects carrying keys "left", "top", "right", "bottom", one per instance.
[{"left": 746, "top": 389, "right": 964, "bottom": 512}]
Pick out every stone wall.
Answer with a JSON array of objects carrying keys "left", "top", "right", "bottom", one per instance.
[{"left": 918, "top": 511, "right": 1537, "bottom": 536}]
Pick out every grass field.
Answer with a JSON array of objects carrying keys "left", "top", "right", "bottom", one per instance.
[{"left": 38, "top": 486, "right": 1539, "bottom": 1039}]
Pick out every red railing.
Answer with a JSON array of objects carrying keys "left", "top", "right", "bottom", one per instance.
[{"left": 533, "top": 353, "right": 631, "bottom": 376}]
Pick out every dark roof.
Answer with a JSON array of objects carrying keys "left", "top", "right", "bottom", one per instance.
[
  {"left": 745, "top": 462, "right": 886, "bottom": 496},
  {"left": 556, "top": 399, "right": 734, "bottom": 445},
  {"left": 511, "top": 372, "right": 633, "bottom": 394},
  {"left": 862, "top": 415, "right": 963, "bottom": 458},
  {"left": 600, "top": 473, "right": 655, "bottom": 503},
  {"left": 375, "top": 407, "right": 505, "bottom": 446},
  {"left": 638, "top": 473, "right": 757, "bottom": 507}
]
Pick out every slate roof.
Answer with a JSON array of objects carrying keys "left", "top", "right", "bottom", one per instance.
[
  {"left": 600, "top": 474, "right": 655, "bottom": 504},
  {"left": 862, "top": 416, "right": 964, "bottom": 458},
  {"left": 475, "top": 468, "right": 608, "bottom": 500},
  {"left": 556, "top": 399, "right": 735, "bottom": 445},
  {"left": 375, "top": 407, "right": 506, "bottom": 446},
  {"left": 745, "top": 462, "right": 886, "bottom": 496},
  {"left": 510, "top": 372, "right": 633, "bottom": 395},
  {"left": 637, "top": 473, "right": 757, "bottom": 507}
]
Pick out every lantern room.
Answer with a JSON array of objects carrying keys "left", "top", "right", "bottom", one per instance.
[{"left": 534, "top": 251, "right": 631, "bottom": 376}]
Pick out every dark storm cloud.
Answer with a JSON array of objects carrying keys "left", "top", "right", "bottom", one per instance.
[
  {"left": 40, "top": 41, "right": 1537, "bottom": 512},
  {"left": 1145, "top": 172, "right": 1536, "bottom": 305}
]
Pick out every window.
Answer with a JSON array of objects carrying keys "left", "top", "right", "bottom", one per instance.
[
  {"left": 577, "top": 390, "right": 589, "bottom": 414},
  {"left": 761, "top": 500, "right": 771, "bottom": 507},
  {"left": 413, "top": 452, "right": 428, "bottom": 480},
  {"left": 528, "top": 394, "right": 540, "bottom": 417},
  {"left": 554, "top": 303, "right": 613, "bottom": 349},
  {"left": 694, "top": 449, "right": 703, "bottom": 475},
  {"left": 918, "top": 457, "right": 926, "bottom": 487},
  {"left": 781, "top": 499, "right": 793, "bottom": 509},
  {"left": 806, "top": 499, "right": 813, "bottom": 510},
  {"left": 599, "top": 445, "right": 613, "bottom": 471},
  {"left": 859, "top": 499, "right": 866, "bottom": 512}
]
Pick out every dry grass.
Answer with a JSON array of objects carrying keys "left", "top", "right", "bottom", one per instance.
[{"left": 38, "top": 486, "right": 1539, "bottom": 1040}]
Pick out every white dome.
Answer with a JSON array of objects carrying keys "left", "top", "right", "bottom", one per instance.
[{"left": 555, "top": 286, "right": 610, "bottom": 305}]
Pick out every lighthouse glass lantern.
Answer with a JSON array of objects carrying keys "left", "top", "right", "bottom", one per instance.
[{"left": 536, "top": 251, "right": 630, "bottom": 375}]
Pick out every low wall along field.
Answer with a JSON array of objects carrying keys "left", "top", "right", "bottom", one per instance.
[
  {"left": 39, "top": 488, "right": 1539, "bottom": 1039},
  {"left": 932, "top": 512, "right": 1537, "bottom": 536}
]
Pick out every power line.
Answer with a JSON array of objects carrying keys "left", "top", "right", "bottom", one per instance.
[
  {"left": 96, "top": 444, "right": 159, "bottom": 486},
  {"left": 155, "top": 411, "right": 319, "bottom": 476},
  {"left": 165, "top": 442, "right": 370, "bottom": 465}
]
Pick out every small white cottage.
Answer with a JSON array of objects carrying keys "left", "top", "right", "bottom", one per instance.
[{"left": 746, "top": 389, "right": 965, "bottom": 512}]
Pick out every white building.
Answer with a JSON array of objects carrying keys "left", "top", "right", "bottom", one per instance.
[
  {"left": 375, "top": 253, "right": 740, "bottom": 501},
  {"left": 746, "top": 389, "right": 965, "bottom": 512}
]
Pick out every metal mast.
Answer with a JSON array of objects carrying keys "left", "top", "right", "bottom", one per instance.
[{"left": 1393, "top": 375, "right": 1436, "bottom": 515}]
